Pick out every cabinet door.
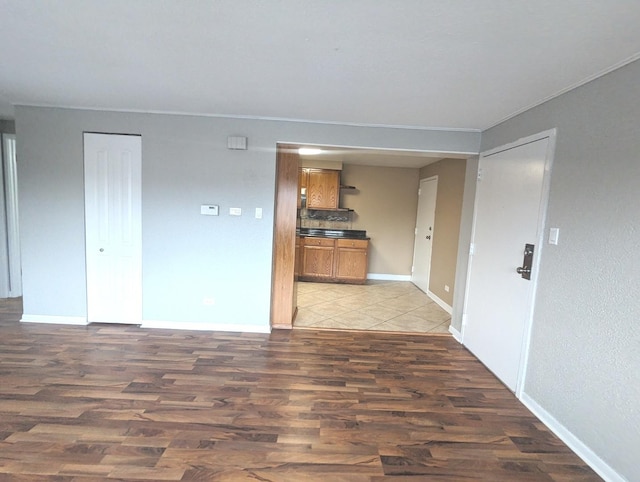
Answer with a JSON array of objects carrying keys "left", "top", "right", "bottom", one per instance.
[
  {"left": 335, "top": 239, "right": 369, "bottom": 282},
  {"left": 306, "top": 169, "right": 339, "bottom": 209},
  {"left": 298, "top": 168, "right": 308, "bottom": 209},
  {"left": 302, "top": 244, "right": 335, "bottom": 278},
  {"left": 294, "top": 236, "right": 302, "bottom": 278}
]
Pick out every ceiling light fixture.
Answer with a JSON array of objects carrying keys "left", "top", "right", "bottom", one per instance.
[{"left": 298, "top": 147, "right": 322, "bottom": 155}]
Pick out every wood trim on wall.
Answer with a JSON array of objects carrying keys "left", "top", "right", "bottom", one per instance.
[{"left": 270, "top": 144, "right": 299, "bottom": 329}]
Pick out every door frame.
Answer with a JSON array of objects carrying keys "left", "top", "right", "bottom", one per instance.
[
  {"left": 461, "top": 129, "right": 556, "bottom": 396},
  {"left": 411, "top": 175, "right": 438, "bottom": 295},
  {"left": 270, "top": 143, "right": 299, "bottom": 329}
]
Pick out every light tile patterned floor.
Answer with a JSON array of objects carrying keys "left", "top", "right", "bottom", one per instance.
[{"left": 295, "top": 280, "right": 451, "bottom": 333}]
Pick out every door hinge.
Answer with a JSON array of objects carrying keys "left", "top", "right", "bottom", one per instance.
[
  {"left": 477, "top": 168, "right": 483, "bottom": 181},
  {"left": 411, "top": 265, "right": 414, "bottom": 273},
  {"left": 415, "top": 227, "right": 418, "bottom": 235},
  {"left": 418, "top": 188, "right": 421, "bottom": 195}
]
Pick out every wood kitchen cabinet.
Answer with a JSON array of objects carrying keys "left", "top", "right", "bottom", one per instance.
[
  {"left": 305, "top": 169, "right": 340, "bottom": 209},
  {"left": 297, "top": 168, "right": 308, "bottom": 209},
  {"left": 300, "top": 237, "right": 369, "bottom": 284},
  {"left": 334, "top": 238, "right": 369, "bottom": 282},
  {"left": 294, "top": 235, "right": 302, "bottom": 279},
  {"left": 302, "top": 237, "right": 335, "bottom": 279}
]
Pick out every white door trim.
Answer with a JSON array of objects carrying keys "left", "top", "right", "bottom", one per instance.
[{"left": 461, "top": 128, "right": 556, "bottom": 397}]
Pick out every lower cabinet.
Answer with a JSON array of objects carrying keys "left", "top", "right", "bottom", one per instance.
[
  {"left": 334, "top": 239, "right": 369, "bottom": 282},
  {"left": 294, "top": 235, "right": 302, "bottom": 279},
  {"left": 301, "top": 237, "right": 335, "bottom": 279},
  {"left": 301, "top": 237, "right": 368, "bottom": 284}
]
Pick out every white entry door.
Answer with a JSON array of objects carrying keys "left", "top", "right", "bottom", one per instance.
[
  {"left": 463, "top": 131, "right": 554, "bottom": 392},
  {"left": 84, "top": 133, "right": 142, "bottom": 324},
  {"left": 411, "top": 177, "right": 437, "bottom": 293}
]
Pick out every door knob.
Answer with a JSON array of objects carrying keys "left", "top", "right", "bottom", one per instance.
[
  {"left": 425, "top": 235, "right": 431, "bottom": 240},
  {"left": 99, "top": 248, "right": 104, "bottom": 252},
  {"left": 516, "top": 267, "right": 530, "bottom": 275}
]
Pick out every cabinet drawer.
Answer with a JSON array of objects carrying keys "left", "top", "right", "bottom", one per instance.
[
  {"left": 304, "top": 237, "right": 336, "bottom": 247},
  {"left": 336, "top": 238, "right": 368, "bottom": 249}
]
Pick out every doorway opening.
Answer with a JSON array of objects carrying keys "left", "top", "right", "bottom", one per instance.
[{"left": 271, "top": 143, "right": 469, "bottom": 334}]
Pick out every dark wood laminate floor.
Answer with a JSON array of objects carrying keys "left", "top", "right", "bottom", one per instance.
[{"left": 0, "top": 298, "right": 600, "bottom": 481}]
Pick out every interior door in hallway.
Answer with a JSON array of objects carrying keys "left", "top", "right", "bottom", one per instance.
[
  {"left": 1, "top": 134, "right": 21, "bottom": 298},
  {"left": 411, "top": 177, "right": 437, "bottom": 293},
  {"left": 84, "top": 133, "right": 142, "bottom": 324},
  {"left": 463, "top": 132, "right": 554, "bottom": 392}
]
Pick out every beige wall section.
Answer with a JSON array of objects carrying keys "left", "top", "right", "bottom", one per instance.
[
  {"left": 418, "top": 158, "right": 466, "bottom": 306},
  {"left": 340, "top": 165, "right": 419, "bottom": 275}
]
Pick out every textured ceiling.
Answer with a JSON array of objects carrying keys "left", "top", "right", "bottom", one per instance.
[{"left": 1, "top": 0, "right": 640, "bottom": 130}]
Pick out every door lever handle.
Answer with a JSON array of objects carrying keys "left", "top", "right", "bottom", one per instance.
[{"left": 517, "top": 243, "right": 534, "bottom": 280}]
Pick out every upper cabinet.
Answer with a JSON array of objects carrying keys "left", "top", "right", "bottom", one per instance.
[
  {"left": 298, "top": 168, "right": 308, "bottom": 209},
  {"left": 304, "top": 169, "right": 340, "bottom": 210}
]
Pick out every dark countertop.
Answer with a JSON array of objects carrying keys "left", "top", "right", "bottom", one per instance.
[{"left": 298, "top": 228, "right": 369, "bottom": 240}]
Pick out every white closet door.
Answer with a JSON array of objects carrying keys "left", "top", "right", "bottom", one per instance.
[{"left": 84, "top": 133, "right": 142, "bottom": 324}]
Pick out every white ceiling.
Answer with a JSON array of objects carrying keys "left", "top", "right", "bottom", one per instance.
[{"left": 1, "top": 1, "right": 640, "bottom": 131}]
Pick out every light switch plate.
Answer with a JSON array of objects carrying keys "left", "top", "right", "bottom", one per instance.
[
  {"left": 227, "top": 136, "right": 248, "bottom": 150},
  {"left": 229, "top": 207, "right": 242, "bottom": 216},
  {"left": 255, "top": 207, "right": 263, "bottom": 219},
  {"left": 549, "top": 227, "right": 560, "bottom": 245}
]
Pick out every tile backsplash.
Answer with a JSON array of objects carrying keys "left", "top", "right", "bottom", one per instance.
[{"left": 299, "top": 209, "right": 352, "bottom": 229}]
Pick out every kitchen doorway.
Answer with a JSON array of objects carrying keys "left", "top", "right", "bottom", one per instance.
[{"left": 271, "top": 142, "right": 470, "bottom": 334}]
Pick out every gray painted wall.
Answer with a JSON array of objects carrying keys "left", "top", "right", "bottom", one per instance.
[
  {"left": 0, "top": 120, "right": 16, "bottom": 134},
  {"left": 480, "top": 60, "right": 640, "bottom": 480},
  {"left": 15, "top": 106, "right": 480, "bottom": 330}
]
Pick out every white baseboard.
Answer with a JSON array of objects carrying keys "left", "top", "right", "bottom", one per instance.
[
  {"left": 366, "top": 273, "right": 412, "bottom": 281},
  {"left": 140, "top": 320, "right": 270, "bottom": 334},
  {"left": 448, "top": 324, "right": 462, "bottom": 342},
  {"left": 427, "top": 290, "right": 453, "bottom": 314},
  {"left": 21, "top": 314, "right": 88, "bottom": 325},
  {"left": 520, "top": 392, "right": 625, "bottom": 482}
]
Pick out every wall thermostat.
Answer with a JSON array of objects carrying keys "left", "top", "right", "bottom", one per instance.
[{"left": 200, "top": 204, "right": 219, "bottom": 216}]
